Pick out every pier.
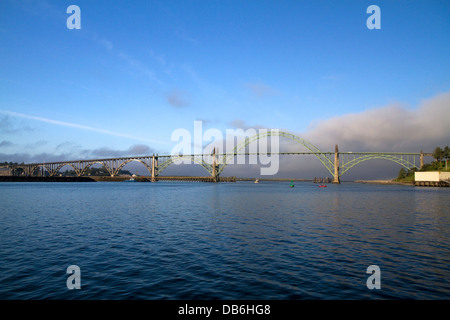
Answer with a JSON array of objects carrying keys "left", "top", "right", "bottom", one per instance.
[{"left": 413, "top": 181, "right": 450, "bottom": 187}]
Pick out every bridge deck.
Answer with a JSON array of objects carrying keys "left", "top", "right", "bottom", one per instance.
[{"left": 8, "top": 151, "right": 428, "bottom": 167}]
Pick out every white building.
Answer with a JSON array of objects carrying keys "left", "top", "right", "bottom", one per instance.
[
  {"left": 414, "top": 171, "right": 450, "bottom": 186},
  {"left": 415, "top": 171, "right": 450, "bottom": 182}
]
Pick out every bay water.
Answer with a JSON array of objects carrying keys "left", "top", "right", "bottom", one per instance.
[{"left": 0, "top": 181, "right": 449, "bottom": 299}]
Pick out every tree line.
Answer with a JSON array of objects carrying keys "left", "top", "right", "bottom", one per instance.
[
  {"left": 432, "top": 146, "right": 450, "bottom": 164},
  {"left": 0, "top": 161, "right": 21, "bottom": 166},
  {"left": 62, "top": 167, "right": 132, "bottom": 176}
]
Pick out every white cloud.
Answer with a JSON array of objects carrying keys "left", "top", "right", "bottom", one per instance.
[
  {"left": 220, "top": 92, "right": 450, "bottom": 179},
  {"left": 302, "top": 92, "right": 450, "bottom": 152}
]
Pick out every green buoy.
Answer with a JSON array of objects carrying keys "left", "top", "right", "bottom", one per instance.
[{"left": 290, "top": 180, "right": 294, "bottom": 187}]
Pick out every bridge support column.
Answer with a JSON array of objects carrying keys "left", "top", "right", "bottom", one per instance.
[
  {"left": 332, "top": 144, "right": 340, "bottom": 184},
  {"left": 4, "top": 167, "right": 13, "bottom": 176},
  {"left": 151, "top": 154, "right": 158, "bottom": 182},
  {"left": 25, "top": 165, "right": 33, "bottom": 177},
  {"left": 75, "top": 161, "right": 84, "bottom": 177},
  {"left": 420, "top": 150, "right": 424, "bottom": 169},
  {"left": 110, "top": 160, "right": 116, "bottom": 177},
  {"left": 212, "top": 148, "right": 219, "bottom": 182}
]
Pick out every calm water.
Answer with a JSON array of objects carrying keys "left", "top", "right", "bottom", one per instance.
[{"left": 0, "top": 181, "right": 449, "bottom": 300}]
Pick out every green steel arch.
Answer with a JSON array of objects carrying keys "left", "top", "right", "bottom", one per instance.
[
  {"left": 217, "top": 130, "right": 334, "bottom": 175},
  {"left": 157, "top": 155, "right": 214, "bottom": 176},
  {"left": 339, "top": 154, "right": 418, "bottom": 177}
]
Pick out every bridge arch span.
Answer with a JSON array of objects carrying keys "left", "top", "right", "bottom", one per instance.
[
  {"left": 157, "top": 155, "right": 214, "bottom": 176},
  {"left": 112, "top": 159, "right": 152, "bottom": 176},
  {"left": 49, "top": 163, "right": 88, "bottom": 177},
  {"left": 51, "top": 163, "right": 84, "bottom": 176},
  {"left": 28, "top": 164, "right": 51, "bottom": 176},
  {"left": 217, "top": 130, "right": 334, "bottom": 176},
  {"left": 339, "top": 154, "right": 418, "bottom": 177},
  {"left": 79, "top": 161, "right": 114, "bottom": 176}
]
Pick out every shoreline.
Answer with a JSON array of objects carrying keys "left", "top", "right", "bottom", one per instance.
[
  {"left": 0, "top": 176, "right": 236, "bottom": 182},
  {"left": 353, "top": 179, "right": 413, "bottom": 185},
  {"left": 0, "top": 176, "right": 96, "bottom": 182},
  {"left": 236, "top": 178, "right": 311, "bottom": 182},
  {"left": 0, "top": 176, "right": 415, "bottom": 185}
]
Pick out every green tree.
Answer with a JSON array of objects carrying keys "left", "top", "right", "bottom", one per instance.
[
  {"left": 433, "top": 147, "right": 444, "bottom": 163},
  {"left": 397, "top": 167, "right": 406, "bottom": 180}
]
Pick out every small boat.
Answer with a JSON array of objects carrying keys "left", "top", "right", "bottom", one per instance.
[
  {"left": 254, "top": 179, "right": 259, "bottom": 184},
  {"left": 318, "top": 185, "right": 327, "bottom": 188},
  {"left": 124, "top": 177, "right": 136, "bottom": 182}
]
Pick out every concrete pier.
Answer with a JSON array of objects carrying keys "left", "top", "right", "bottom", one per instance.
[{"left": 332, "top": 144, "right": 340, "bottom": 184}]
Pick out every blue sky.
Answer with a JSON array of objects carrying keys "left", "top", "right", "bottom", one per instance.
[{"left": 1, "top": 0, "right": 449, "bottom": 177}]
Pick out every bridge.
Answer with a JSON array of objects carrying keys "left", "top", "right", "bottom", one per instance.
[{"left": 4, "top": 131, "right": 432, "bottom": 183}]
